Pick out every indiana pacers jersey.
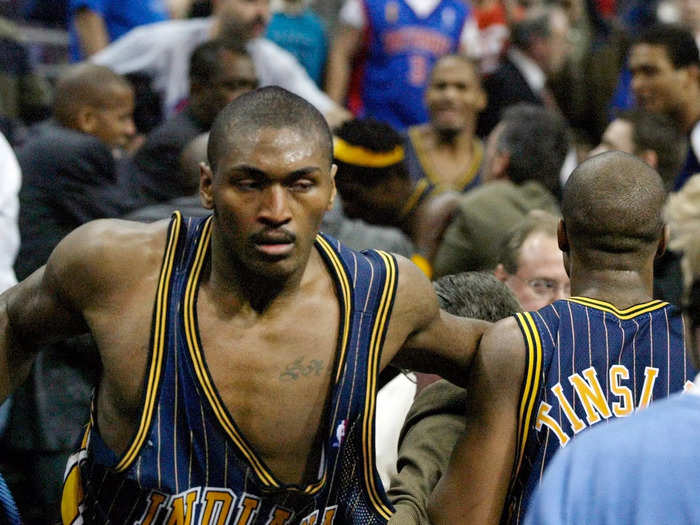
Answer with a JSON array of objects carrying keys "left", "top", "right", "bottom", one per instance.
[
  {"left": 61, "top": 212, "right": 398, "bottom": 524},
  {"left": 404, "top": 127, "right": 483, "bottom": 192},
  {"left": 505, "top": 297, "right": 696, "bottom": 524},
  {"left": 359, "top": 0, "right": 470, "bottom": 130}
]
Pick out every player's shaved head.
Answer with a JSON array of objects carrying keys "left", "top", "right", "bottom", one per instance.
[
  {"left": 53, "top": 63, "right": 132, "bottom": 128},
  {"left": 207, "top": 86, "right": 332, "bottom": 172},
  {"left": 561, "top": 151, "right": 666, "bottom": 266}
]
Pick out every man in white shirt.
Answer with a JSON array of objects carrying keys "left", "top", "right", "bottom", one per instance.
[
  {"left": 92, "top": 0, "right": 346, "bottom": 123},
  {"left": 0, "top": 131, "right": 19, "bottom": 293},
  {"left": 327, "top": 0, "right": 482, "bottom": 131}
]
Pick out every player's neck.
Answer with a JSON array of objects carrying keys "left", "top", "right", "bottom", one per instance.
[
  {"left": 207, "top": 233, "right": 314, "bottom": 313},
  {"left": 426, "top": 123, "right": 475, "bottom": 152},
  {"left": 681, "top": 89, "right": 700, "bottom": 133},
  {"left": 570, "top": 270, "right": 655, "bottom": 309}
]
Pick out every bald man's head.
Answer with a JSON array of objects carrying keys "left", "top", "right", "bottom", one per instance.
[
  {"left": 561, "top": 152, "right": 666, "bottom": 266},
  {"left": 53, "top": 64, "right": 135, "bottom": 147}
]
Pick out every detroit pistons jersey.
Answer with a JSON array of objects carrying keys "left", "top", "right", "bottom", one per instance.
[
  {"left": 61, "top": 212, "right": 398, "bottom": 524},
  {"left": 505, "top": 297, "right": 696, "bottom": 524},
  {"left": 359, "top": 0, "right": 470, "bottom": 130}
]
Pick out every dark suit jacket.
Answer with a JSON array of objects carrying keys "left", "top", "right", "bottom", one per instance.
[
  {"left": 128, "top": 107, "right": 207, "bottom": 204},
  {"left": 15, "top": 121, "right": 131, "bottom": 279},
  {"left": 477, "top": 57, "right": 543, "bottom": 137}
]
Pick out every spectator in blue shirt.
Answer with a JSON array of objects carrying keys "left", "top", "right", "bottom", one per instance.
[
  {"left": 69, "top": 0, "right": 170, "bottom": 61},
  {"left": 265, "top": 0, "right": 327, "bottom": 86}
]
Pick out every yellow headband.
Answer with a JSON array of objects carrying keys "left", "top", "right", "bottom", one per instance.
[{"left": 333, "top": 136, "right": 405, "bottom": 168}]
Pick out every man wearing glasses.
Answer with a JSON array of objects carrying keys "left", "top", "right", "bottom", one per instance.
[{"left": 494, "top": 209, "right": 570, "bottom": 311}]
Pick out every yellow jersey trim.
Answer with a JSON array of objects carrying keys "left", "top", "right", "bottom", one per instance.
[
  {"left": 513, "top": 312, "right": 543, "bottom": 479},
  {"left": 184, "top": 227, "right": 352, "bottom": 493},
  {"left": 333, "top": 136, "right": 405, "bottom": 168},
  {"left": 115, "top": 211, "right": 182, "bottom": 472},
  {"left": 361, "top": 250, "right": 397, "bottom": 520},
  {"left": 410, "top": 253, "right": 433, "bottom": 279},
  {"left": 315, "top": 235, "right": 354, "bottom": 384},
  {"left": 399, "top": 178, "right": 431, "bottom": 220},
  {"left": 408, "top": 126, "right": 483, "bottom": 191},
  {"left": 568, "top": 297, "right": 668, "bottom": 320}
]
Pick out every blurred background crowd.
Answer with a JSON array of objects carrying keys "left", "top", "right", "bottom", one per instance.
[{"left": 0, "top": 0, "right": 698, "bottom": 522}]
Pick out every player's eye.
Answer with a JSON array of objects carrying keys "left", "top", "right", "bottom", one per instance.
[{"left": 289, "top": 179, "right": 314, "bottom": 191}]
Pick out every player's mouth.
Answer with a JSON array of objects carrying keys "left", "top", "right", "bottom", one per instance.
[
  {"left": 252, "top": 230, "right": 296, "bottom": 257},
  {"left": 433, "top": 105, "right": 461, "bottom": 120},
  {"left": 249, "top": 19, "right": 267, "bottom": 38}
]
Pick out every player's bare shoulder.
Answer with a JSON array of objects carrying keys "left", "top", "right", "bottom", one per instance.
[
  {"left": 389, "top": 254, "right": 441, "bottom": 335},
  {"left": 478, "top": 316, "right": 528, "bottom": 386},
  {"left": 380, "top": 254, "right": 441, "bottom": 364},
  {"left": 47, "top": 217, "right": 172, "bottom": 310}
]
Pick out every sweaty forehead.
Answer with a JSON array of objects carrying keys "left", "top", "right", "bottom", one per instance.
[
  {"left": 630, "top": 43, "right": 674, "bottom": 68},
  {"left": 217, "top": 125, "right": 331, "bottom": 170},
  {"left": 432, "top": 58, "right": 477, "bottom": 81}
]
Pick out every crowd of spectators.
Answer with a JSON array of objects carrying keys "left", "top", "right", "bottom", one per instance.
[{"left": 0, "top": 0, "right": 698, "bottom": 523}]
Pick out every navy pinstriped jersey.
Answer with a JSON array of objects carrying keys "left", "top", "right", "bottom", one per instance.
[
  {"left": 505, "top": 297, "right": 696, "bottom": 524},
  {"left": 61, "top": 212, "right": 398, "bottom": 524}
]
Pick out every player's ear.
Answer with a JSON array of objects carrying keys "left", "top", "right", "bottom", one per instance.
[
  {"left": 475, "top": 85, "right": 487, "bottom": 112},
  {"left": 640, "top": 149, "right": 658, "bottom": 170},
  {"left": 494, "top": 263, "right": 509, "bottom": 282},
  {"left": 200, "top": 162, "right": 215, "bottom": 210},
  {"left": 656, "top": 224, "right": 669, "bottom": 258},
  {"left": 491, "top": 150, "right": 510, "bottom": 180},
  {"left": 76, "top": 105, "right": 96, "bottom": 135},
  {"left": 327, "top": 163, "right": 337, "bottom": 212},
  {"left": 557, "top": 219, "right": 569, "bottom": 253}
]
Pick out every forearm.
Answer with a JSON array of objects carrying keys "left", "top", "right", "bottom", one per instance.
[
  {"left": 393, "top": 316, "right": 490, "bottom": 388},
  {"left": 326, "top": 27, "right": 360, "bottom": 104},
  {"left": 0, "top": 287, "right": 37, "bottom": 402},
  {"left": 325, "top": 52, "right": 351, "bottom": 104},
  {"left": 75, "top": 9, "right": 110, "bottom": 57},
  {"left": 428, "top": 427, "right": 514, "bottom": 525},
  {"left": 428, "top": 322, "right": 525, "bottom": 525}
]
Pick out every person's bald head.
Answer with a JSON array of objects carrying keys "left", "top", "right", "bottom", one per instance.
[
  {"left": 560, "top": 151, "right": 666, "bottom": 269},
  {"left": 53, "top": 64, "right": 135, "bottom": 148}
]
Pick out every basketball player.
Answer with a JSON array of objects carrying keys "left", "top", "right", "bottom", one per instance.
[
  {"left": 404, "top": 54, "right": 486, "bottom": 192},
  {"left": 429, "top": 151, "right": 697, "bottom": 525},
  {"left": 0, "top": 87, "right": 488, "bottom": 524}
]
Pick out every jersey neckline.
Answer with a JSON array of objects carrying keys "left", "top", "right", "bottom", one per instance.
[
  {"left": 182, "top": 219, "right": 354, "bottom": 494},
  {"left": 567, "top": 296, "right": 669, "bottom": 319}
]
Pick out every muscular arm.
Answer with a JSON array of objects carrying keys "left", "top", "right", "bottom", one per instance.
[
  {"left": 0, "top": 229, "right": 95, "bottom": 401},
  {"left": 74, "top": 8, "right": 110, "bottom": 58},
  {"left": 383, "top": 257, "right": 490, "bottom": 387},
  {"left": 428, "top": 318, "right": 526, "bottom": 525},
  {"left": 325, "top": 24, "right": 363, "bottom": 105},
  {"left": 0, "top": 218, "right": 165, "bottom": 404}
]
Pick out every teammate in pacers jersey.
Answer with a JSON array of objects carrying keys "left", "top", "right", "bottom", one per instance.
[
  {"left": 0, "top": 87, "right": 489, "bottom": 524},
  {"left": 429, "top": 151, "right": 698, "bottom": 525}
]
